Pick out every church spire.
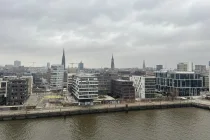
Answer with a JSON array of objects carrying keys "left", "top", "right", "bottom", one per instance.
[
  {"left": 111, "top": 54, "right": 115, "bottom": 70},
  {"left": 62, "top": 48, "right": 66, "bottom": 69},
  {"left": 143, "top": 60, "right": 146, "bottom": 70}
]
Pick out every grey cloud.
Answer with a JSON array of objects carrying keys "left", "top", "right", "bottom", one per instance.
[
  {"left": 0, "top": 0, "right": 209, "bottom": 68},
  {"left": 133, "top": 0, "right": 165, "bottom": 10}
]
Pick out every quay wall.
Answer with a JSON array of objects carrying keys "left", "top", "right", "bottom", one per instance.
[{"left": 0, "top": 102, "right": 209, "bottom": 121}]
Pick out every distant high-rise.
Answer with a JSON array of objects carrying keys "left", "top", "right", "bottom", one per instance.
[
  {"left": 156, "top": 65, "right": 163, "bottom": 71},
  {"left": 61, "top": 49, "right": 66, "bottom": 69},
  {"left": 47, "top": 62, "right": 50, "bottom": 69},
  {"left": 195, "top": 65, "right": 206, "bottom": 73},
  {"left": 111, "top": 54, "right": 115, "bottom": 70},
  {"left": 14, "top": 60, "right": 21, "bottom": 67},
  {"left": 177, "top": 62, "right": 193, "bottom": 72},
  {"left": 143, "top": 60, "right": 146, "bottom": 70},
  {"left": 78, "top": 61, "right": 84, "bottom": 71}
]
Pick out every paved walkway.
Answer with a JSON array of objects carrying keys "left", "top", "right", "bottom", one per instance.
[{"left": 0, "top": 100, "right": 193, "bottom": 117}]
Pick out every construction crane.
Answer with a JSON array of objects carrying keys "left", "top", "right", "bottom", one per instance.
[
  {"left": 69, "top": 63, "right": 79, "bottom": 68},
  {"left": 28, "top": 62, "right": 36, "bottom": 67}
]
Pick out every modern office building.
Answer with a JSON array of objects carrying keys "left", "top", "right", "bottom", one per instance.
[
  {"left": 177, "top": 62, "right": 193, "bottom": 72},
  {"left": 78, "top": 61, "right": 84, "bottom": 71},
  {"left": 195, "top": 65, "right": 206, "bottom": 73},
  {"left": 155, "top": 70, "right": 203, "bottom": 96},
  {"left": 156, "top": 65, "right": 163, "bottom": 71},
  {"left": 111, "top": 79, "right": 135, "bottom": 100},
  {"left": 95, "top": 72, "right": 118, "bottom": 95},
  {"left": 50, "top": 65, "right": 64, "bottom": 91},
  {"left": 130, "top": 76, "right": 156, "bottom": 99},
  {"left": 72, "top": 73, "right": 99, "bottom": 105},
  {"left": 14, "top": 60, "right": 21, "bottom": 67},
  {"left": 6, "top": 78, "right": 29, "bottom": 105}
]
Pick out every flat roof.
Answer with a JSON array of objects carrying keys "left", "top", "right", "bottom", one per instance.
[
  {"left": 115, "top": 79, "right": 132, "bottom": 82},
  {"left": 131, "top": 75, "right": 155, "bottom": 78},
  {"left": 156, "top": 70, "right": 195, "bottom": 74},
  {"left": 76, "top": 73, "right": 96, "bottom": 77},
  {"left": 173, "top": 71, "right": 195, "bottom": 74}
]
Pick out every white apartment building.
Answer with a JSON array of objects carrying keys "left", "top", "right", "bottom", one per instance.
[
  {"left": 177, "top": 62, "right": 193, "bottom": 72},
  {"left": 72, "top": 73, "right": 98, "bottom": 105},
  {"left": 50, "top": 65, "right": 64, "bottom": 90},
  {"left": 130, "top": 76, "right": 156, "bottom": 99}
]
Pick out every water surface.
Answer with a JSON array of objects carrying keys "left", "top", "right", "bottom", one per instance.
[{"left": 0, "top": 108, "right": 209, "bottom": 140}]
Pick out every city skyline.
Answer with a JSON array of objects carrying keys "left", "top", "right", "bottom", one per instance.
[
  {"left": 0, "top": 53, "right": 209, "bottom": 69},
  {"left": 0, "top": 0, "right": 210, "bottom": 68}
]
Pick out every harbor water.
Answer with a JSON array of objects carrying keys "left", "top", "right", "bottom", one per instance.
[{"left": 0, "top": 108, "right": 210, "bottom": 140}]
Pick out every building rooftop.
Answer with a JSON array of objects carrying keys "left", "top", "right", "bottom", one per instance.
[
  {"left": 131, "top": 75, "right": 155, "bottom": 78},
  {"left": 172, "top": 71, "right": 195, "bottom": 74},
  {"left": 156, "top": 69, "right": 195, "bottom": 74},
  {"left": 115, "top": 79, "right": 132, "bottom": 82},
  {"left": 76, "top": 73, "right": 96, "bottom": 77}
]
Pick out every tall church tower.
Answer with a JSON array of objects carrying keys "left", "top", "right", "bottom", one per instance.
[
  {"left": 143, "top": 60, "right": 146, "bottom": 70},
  {"left": 62, "top": 48, "right": 66, "bottom": 69},
  {"left": 111, "top": 54, "right": 115, "bottom": 70}
]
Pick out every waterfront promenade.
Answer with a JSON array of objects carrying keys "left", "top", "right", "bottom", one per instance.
[{"left": 1, "top": 99, "right": 208, "bottom": 121}]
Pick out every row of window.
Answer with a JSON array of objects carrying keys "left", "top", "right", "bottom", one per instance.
[
  {"left": 79, "top": 95, "right": 98, "bottom": 99},
  {"left": 9, "top": 96, "right": 25, "bottom": 100},
  {"left": 156, "top": 73, "right": 201, "bottom": 79}
]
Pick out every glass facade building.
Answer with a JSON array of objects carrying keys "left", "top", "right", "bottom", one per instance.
[{"left": 156, "top": 70, "right": 203, "bottom": 96}]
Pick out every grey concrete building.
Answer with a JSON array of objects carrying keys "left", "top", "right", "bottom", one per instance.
[
  {"left": 6, "top": 79, "right": 29, "bottom": 105},
  {"left": 195, "top": 65, "right": 206, "bottom": 73}
]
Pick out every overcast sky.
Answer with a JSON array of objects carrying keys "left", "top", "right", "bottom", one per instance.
[{"left": 0, "top": 0, "right": 209, "bottom": 68}]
